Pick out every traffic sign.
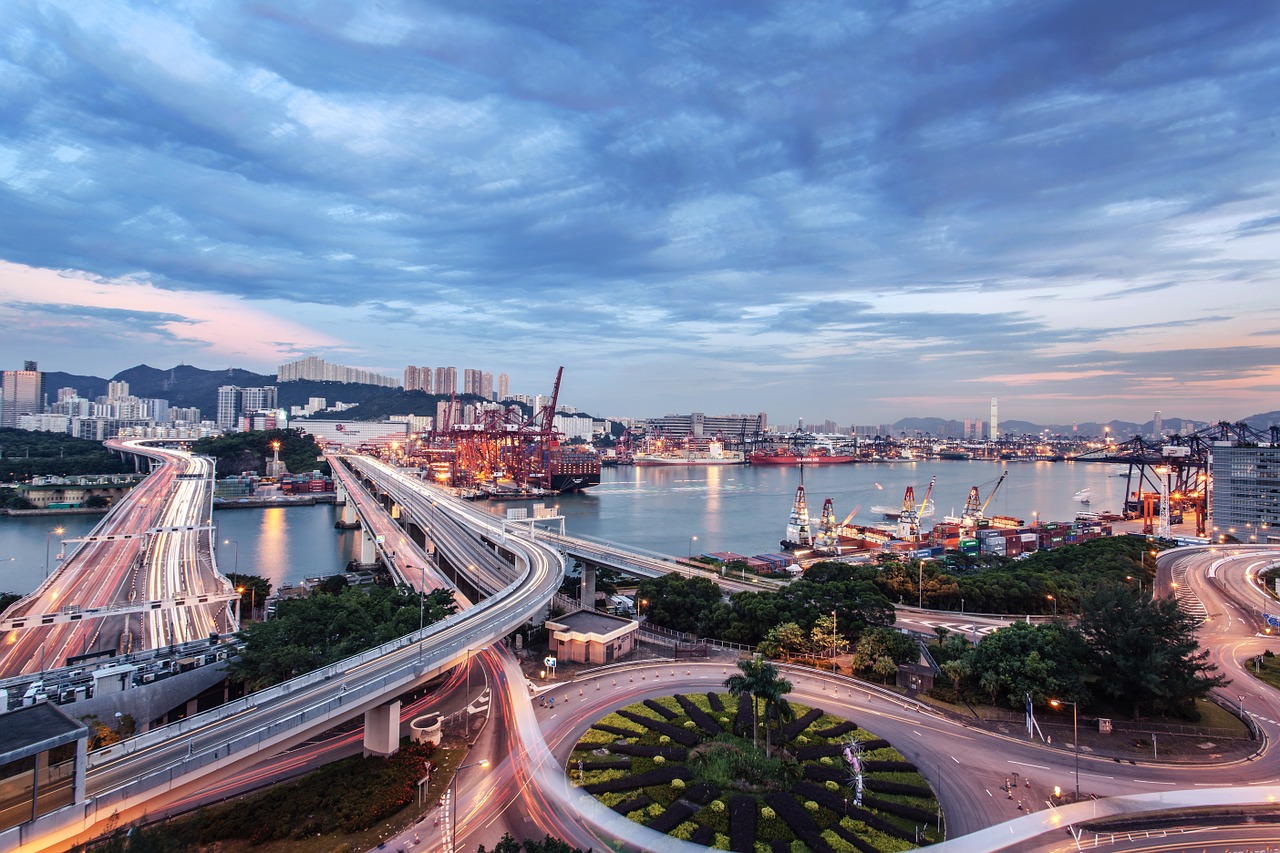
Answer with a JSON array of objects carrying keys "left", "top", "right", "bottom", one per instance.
[{"left": 544, "top": 656, "right": 557, "bottom": 669}]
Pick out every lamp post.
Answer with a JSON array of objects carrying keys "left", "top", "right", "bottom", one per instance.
[
  {"left": 917, "top": 561, "right": 923, "bottom": 609},
  {"left": 1049, "top": 698, "right": 1079, "bottom": 799},
  {"left": 236, "top": 585, "right": 256, "bottom": 622},
  {"left": 450, "top": 759, "right": 490, "bottom": 853},
  {"left": 418, "top": 563, "right": 426, "bottom": 665},
  {"left": 688, "top": 535, "right": 698, "bottom": 559},
  {"left": 1046, "top": 594, "right": 1056, "bottom": 617},
  {"left": 44, "top": 526, "right": 64, "bottom": 579}
]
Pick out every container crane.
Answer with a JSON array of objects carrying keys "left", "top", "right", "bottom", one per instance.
[
  {"left": 959, "top": 471, "right": 1007, "bottom": 533},
  {"left": 898, "top": 476, "right": 936, "bottom": 542}
]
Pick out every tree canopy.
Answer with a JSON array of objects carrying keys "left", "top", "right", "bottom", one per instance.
[
  {"left": 228, "top": 584, "right": 455, "bottom": 690},
  {"left": 191, "top": 428, "right": 327, "bottom": 478},
  {"left": 0, "top": 428, "right": 133, "bottom": 480}
]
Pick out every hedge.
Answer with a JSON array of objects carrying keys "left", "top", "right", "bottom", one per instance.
[
  {"left": 780, "top": 707, "right": 824, "bottom": 742},
  {"left": 675, "top": 693, "right": 723, "bottom": 738},
  {"left": 582, "top": 765, "right": 684, "bottom": 794},
  {"left": 647, "top": 799, "right": 700, "bottom": 833},
  {"left": 762, "top": 791, "right": 835, "bottom": 853},
  {"left": 592, "top": 723, "right": 641, "bottom": 738},
  {"left": 830, "top": 822, "right": 882, "bottom": 853},
  {"left": 863, "top": 792, "right": 935, "bottom": 823},
  {"left": 707, "top": 692, "right": 725, "bottom": 712},
  {"left": 861, "top": 759, "right": 918, "bottom": 773},
  {"left": 617, "top": 709, "right": 700, "bottom": 747},
  {"left": 814, "top": 720, "right": 858, "bottom": 739},
  {"left": 608, "top": 742, "right": 688, "bottom": 761},
  {"left": 728, "top": 794, "right": 757, "bottom": 853},
  {"left": 794, "top": 742, "right": 845, "bottom": 761},
  {"left": 863, "top": 778, "right": 933, "bottom": 798},
  {"left": 612, "top": 793, "right": 652, "bottom": 815},
  {"left": 576, "top": 759, "right": 632, "bottom": 771},
  {"left": 691, "top": 825, "right": 716, "bottom": 846},
  {"left": 794, "top": 782, "right": 915, "bottom": 842},
  {"left": 733, "top": 695, "right": 754, "bottom": 740},
  {"left": 644, "top": 698, "right": 679, "bottom": 720}
]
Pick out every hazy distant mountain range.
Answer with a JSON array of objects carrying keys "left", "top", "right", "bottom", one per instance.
[{"left": 43, "top": 364, "right": 1280, "bottom": 437}]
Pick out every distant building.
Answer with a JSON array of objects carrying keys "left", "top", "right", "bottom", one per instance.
[
  {"left": 277, "top": 356, "right": 397, "bottom": 387},
  {"left": 435, "top": 367, "right": 457, "bottom": 396},
  {"left": 1153, "top": 410, "right": 1163, "bottom": 437},
  {"left": 217, "top": 385, "right": 278, "bottom": 430},
  {"left": 497, "top": 372, "right": 510, "bottom": 400},
  {"left": 1, "top": 360, "right": 43, "bottom": 428},
  {"left": 294, "top": 420, "right": 409, "bottom": 446},
  {"left": 1209, "top": 443, "right": 1280, "bottom": 541},
  {"left": 643, "top": 412, "right": 768, "bottom": 443},
  {"left": 404, "top": 365, "right": 432, "bottom": 393},
  {"left": 990, "top": 397, "right": 999, "bottom": 441}
]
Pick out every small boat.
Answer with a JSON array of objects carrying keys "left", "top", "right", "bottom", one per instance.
[{"left": 1073, "top": 488, "right": 1092, "bottom": 504}]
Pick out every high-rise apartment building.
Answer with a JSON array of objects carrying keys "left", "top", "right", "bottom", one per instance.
[
  {"left": 404, "top": 366, "right": 433, "bottom": 393},
  {"left": 107, "top": 380, "right": 130, "bottom": 400},
  {"left": 497, "top": 373, "right": 510, "bottom": 400},
  {"left": 435, "top": 367, "right": 457, "bottom": 396},
  {"left": 277, "top": 356, "right": 397, "bottom": 387},
  {"left": 217, "top": 385, "right": 278, "bottom": 430},
  {"left": 1, "top": 361, "right": 43, "bottom": 428},
  {"left": 481, "top": 371, "right": 494, "bottom": 401}
]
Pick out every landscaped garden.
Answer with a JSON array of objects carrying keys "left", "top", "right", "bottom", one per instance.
[{"left": 568, "top": 661, "right": 941, "bottom": 852}]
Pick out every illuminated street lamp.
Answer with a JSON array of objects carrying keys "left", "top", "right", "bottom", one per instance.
[
  {"left": 1046, "top": 594, "right": 1056, "bottom": 617},
  {"left": 236, "top": 585, "right": 256, "bottom": 621},
  {"left": 450, "top": 759, "right": 490, "bottom": 853},
  {"left": 222, "top": 539, "right": 239, "bottom": 573},
  {"left": 44, "top": 526, "right": 64, "bottom": 580},
  {"left": 688, "top": 535, "right": 698, "bottom": 559},
  {"left": 1049, "top": 698, "right": 1079, "bottom": 799}
]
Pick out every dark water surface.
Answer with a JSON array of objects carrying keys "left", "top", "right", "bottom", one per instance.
[{"left": 1, "top": 460, "right": 1123, "bottom": 593}]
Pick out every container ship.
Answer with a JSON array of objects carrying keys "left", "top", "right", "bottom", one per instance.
[
  {"left": 749, "top": 447, "right": 857, "bottom": 465},
  {"left": 634, "top": 440, "right": 745, "bottom": 466}
]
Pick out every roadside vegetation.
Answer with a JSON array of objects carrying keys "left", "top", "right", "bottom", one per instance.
[
  {"left": 190, "top": 428, "right": 327, "bottom": 478},
  {"left": 570, "top": 662, "right": 940, "bottom": 852},
  {"left": 80, "top": 742, "right": 437, "bottom": 853},
  {"left": 0, "top": 427, "right": 133, "bottom": 481},
  {"left": 228, "top": 584, "right": 456, "bottom": 690}
]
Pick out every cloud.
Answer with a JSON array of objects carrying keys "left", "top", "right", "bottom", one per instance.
[{"left": 0, "top": 0, "right": 1277, "bottom": 423}]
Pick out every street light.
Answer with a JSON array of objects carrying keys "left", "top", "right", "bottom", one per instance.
[
  {"left": 451, "top": 759, "right": 490, "bottom": 853},
  {"left": 44, "top": 526, "right": 64, "bottom": 579},
  {"left": 917, "top": 561, "right": 923, "bottom": 609},
  {"left": 236, "top": 585, "right": 256, "bottom": 622},
  {"left": 688, "top": 535, "right": 698, "bottom": 559},
  {"left": 1049, "top": 698, "right": 1079, "bottom": 799},
  {"left": 1046, "top": 594, "right": 1056, "bottom": 617}
]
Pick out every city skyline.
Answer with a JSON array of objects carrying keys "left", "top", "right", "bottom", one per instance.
[{"left": 0, "top": 3, "right": 1277, "bottom": 424}]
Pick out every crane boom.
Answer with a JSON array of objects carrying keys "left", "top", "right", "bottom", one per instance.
[{"left": 979, "top": 471, "right": 1008, "bottom": 514}]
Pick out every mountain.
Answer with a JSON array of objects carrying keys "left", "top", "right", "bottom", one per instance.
[{"left": 113, "top": 364, "right": 276, "bottom": 411}]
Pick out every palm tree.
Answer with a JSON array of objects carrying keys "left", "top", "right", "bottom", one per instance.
[
  {"left": 724, "top": 657, "right": 793, "bottom": 751},
  {"left": 760, "top": 676, "right": 795, "bottom": 756}
]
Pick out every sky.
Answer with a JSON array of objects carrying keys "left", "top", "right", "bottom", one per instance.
[{"left": 1, "top": 1, "right": 1278, "bottom": 428}]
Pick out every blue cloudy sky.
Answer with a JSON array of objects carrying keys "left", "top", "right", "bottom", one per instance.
[{"left": 1, "top": 1, "right": 1277, "bottom": 427}]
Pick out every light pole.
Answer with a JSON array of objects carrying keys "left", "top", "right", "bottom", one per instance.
[
  {"left": 235, "top": 585, "right": 256, "bottom": 622},
  {"left": 917, "top": 561, "right": 923, "bottom": 609},
  {"left": 1046, "top": 594, "right": 1056, "bottom": 617},
  {"left": 418, "top": 563, "right": 426, "bottom": 665},
  {"left": 44, "top": 526, "right": 64, "bottom": 579},
  {"left": 451, "top": 759, "right": 490, "bottom": 853},
  {"left": 688, "top": 535, "right": 698, "bottom": 559},
  {"left": 1049, "top": 698, "right": 1079, "bottom": 799}
]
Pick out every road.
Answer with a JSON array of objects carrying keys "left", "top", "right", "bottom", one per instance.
[{"left": 0, "top": 440, "right": 234, "bottom": 678}]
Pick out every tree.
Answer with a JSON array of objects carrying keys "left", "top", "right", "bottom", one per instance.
[
  {"left": 758, "top": 622, "right": 807, "bottom": 660},
  {"left": 724, "top": 657, "right": 790, "bottom": 751},
  {"left": 967, "top": 620, "right": 1087, "bottom": 709},
  {"left": 760, "top": 675, "right": 795, "bottom": 756},
  {"left": 808, "top": 613, "right": 848, "bottom": 663},
  {"left": 872, "top": 655, "right": 898, "bottom": 684},
  {"left": 1075, "top": 583, "right": 1227, "bottom": 720},
  {"left": 635, "top": 574, "right": 722, "bottom": 635}
]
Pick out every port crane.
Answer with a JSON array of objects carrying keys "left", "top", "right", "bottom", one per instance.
[
  {"left": 959, "top": 471, "right": 1007, "bottom": 533},
  {"left": 897, "top": 476, "right": 936, "bottom": 542}
]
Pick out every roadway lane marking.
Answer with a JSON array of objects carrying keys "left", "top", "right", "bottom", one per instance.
[
  {"left": 1132, "top": 780, "right": 1177, "bottom": 785},
  {"left": 950, "top": 755, "right": 960, "bottom": 764},
  {"left": 985, "top": 789, "right": 992, "bottom": 797},
  {"left": 913, "top": 730, "right": 922, "bottom": 736},
  {"left": 1008, "top": 761, "right": 1049, "bottom": 770}
]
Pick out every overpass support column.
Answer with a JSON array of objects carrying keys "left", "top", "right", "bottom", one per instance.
[
  {"left": 580, "top": 565, "right": 596, "bottom": 610},
  {"left": 335, "top": 479, "right": 348, "bottom": 505},
  {"left": 363, "top": 700, "right": 402, "bottom": 756},
  {"left": 337, "top": 500, "right": 359, "bottom": 528},
  {"left": 391, "top": 502, "right": 401, "bottom": 520},
  {"left": 360, "top": 530, "right": 377, "bottom": 564}
]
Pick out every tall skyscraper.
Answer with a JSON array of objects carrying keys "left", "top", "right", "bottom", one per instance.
[
  {"left": 990, "top": 397, "right": 999, "bottom": 441},
  {"left": 481, "top": 371, "right": 494, "bottom": 401},
  {"left": 1153, "top": 410, "right": 1163, "bottom": 437},
  {"left": 497, "top": 373, "right": 510, "bottom": 400},
  {"left": 463, "top": 368, "right": 482, "bottom": 396},
  {"left": 1, "top": 361, "right": 43, "bottom": 428}
]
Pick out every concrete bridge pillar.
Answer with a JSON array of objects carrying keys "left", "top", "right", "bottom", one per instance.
[
  {"left": 360, "top": 531, "right": 377, "bottom": 564},
  {"left": 334, "top": 479, "right": 348, "bottom": 504},
  {"left": 580, "top": 565, "right": 596, "bottom": 610},
  {"left": 391, "top": 502, "right": 401, "bottom": 520},
  {"left": 337, "top": 500, "right": 359, "bottom": 528},
  {"left": 363, "top": 700, "right": 402, "bottom": 756}
]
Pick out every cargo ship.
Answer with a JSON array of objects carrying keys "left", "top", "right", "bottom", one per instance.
[
  {"left": 538, "top": 447, "right": 602, "bottom": 492},
  {"left": 634, "top": 440, "right": 745, "bottom": 466},
  {"left": 749, "top": 447, "right": 857, "bottom": 465}
]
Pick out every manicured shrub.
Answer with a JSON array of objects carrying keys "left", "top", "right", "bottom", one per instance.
[
  {"left": 762, "top": 792, "right": 834, "bottom": 853},
  {"left": 654, "top": 755, "right": 666, "bottom": 765},
  {"left": 780, "top": 708, "right": 824, "bottom": 742},
  {"left": 676, "top": 693, "right": 724, "bottom": 737},
  {"left": 618, "top": 709, "right": 700, "bottom": 746},
  {"left": 648, "top": 799, "right": 699, "bottom": 833},
  {"left": 863, "top": 778, "right": 933, "bottom": 798},
  {"left": 813, "top": 721, "right": 858, "bottom": 739},
  {"left": 582, "top": 765, "right": 683, "bottom": 794},
  {"left": 707, "top": 692, "right": 724, "bottom": 712},
  {"left": 645, "top": 698, "right": 679, "bottom": 720},
  {"left": 611, "top": 793, "right": 651, "bottom": 815},
  {"left": 691, "top": 825, "right": 716, "bottom": 845}
]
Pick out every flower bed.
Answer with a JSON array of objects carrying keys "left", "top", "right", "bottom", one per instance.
[{"left": 568, "top": 693, "right": 940, "bottom": 851}]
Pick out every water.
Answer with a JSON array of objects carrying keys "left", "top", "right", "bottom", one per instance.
[
  {"left": 0, "top": 461, "right": 1125, "bottom": 594},
  {"left": 486, "top": 459, "right": 1126, "bottom": 559}
]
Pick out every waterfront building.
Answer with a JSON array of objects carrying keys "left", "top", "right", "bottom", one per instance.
[
  {"left": 990, "top": 397, "right": 999, "bottom": 441},
  {"left": 294, "top": 419, "right": 409, "bottom": 446},
  {"left": 1, "top": 360, "right": 43, "bottom": 428},
  {"left": 1208, "top": 443, "right": 1280, "bottom": 542},
  {"left": 643, "top": 411, "right": 768, "bottom": 443}
]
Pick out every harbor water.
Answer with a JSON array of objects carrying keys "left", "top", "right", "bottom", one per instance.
[{"left": 1, "top": 459, "right": 1127, "bottom": 595}]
